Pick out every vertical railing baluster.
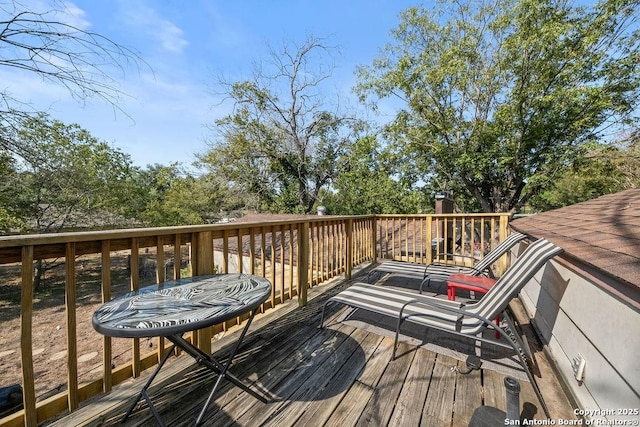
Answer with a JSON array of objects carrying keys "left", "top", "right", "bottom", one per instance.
[
  {"left": 345, "top": 219, "right": 353, "bottom": 279},
  {"left": 279, "top": 225, "right": 285, "bottom": 302},
  {"left": 481, "top": 217, "right": 486, "bottom": 257},
  {"left": 261, "top": 227, "right": 267, "bottom": 280},
  {"left": 404, "top": 217, "right": 409, "bottom": 262},
  {"left": 297, "top": 222, "right": 309, "bottom": 307},
  {"left": 318, "top": 221, "right": 327, "bottom": 282},
  {"left": 130, "top": 238, "right": 141, "bottom": 377},
  {"left": 249, "top": 229, "right": 256, "bottom": 275},
  {"left": 101, "top": 241, "right": 112, "bottom": 393},
  {"left": 328, "top": 222, "right": 334, "bottom": 277},
  {"left": 222, "top": 231, "right": 229, "bottom": 274},
  {"left": 270, "top": 227, "right": 276, "bottom": 307},
  {"left": 452, "top": 218, "right": 458, "bottom": 260},
  {"left": 237, "top": 230, "right": 243, "bottom": 275},
  {"left": 391, "top": 217, "right": 396, "bottom": 260},
  {"left": 174, "top": 234, "right": 182, "bottom": 280},
  {"left": 461, "top": 218, "right": 468, "bottom": 262},
  {"left": 288, "top": 224, "right": 294, "bottom": 298},
  {"left": 499, "top": 214, "right": 510, "bottom": 275},
  {"left": 314, "top": 223, "right": 320, "bottom": 285},
  {"left": 470, "top": 218, "right": 476, "bottom": 260},
  {"left": 426, "top": 216, "right": 433, "bottom": 262},
  {"left": 490, "top": 217, "right": 496, "bottom": 252}
]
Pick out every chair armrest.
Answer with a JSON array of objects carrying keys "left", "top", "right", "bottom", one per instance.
[
  {"left": 399, "top": 296, "right": 500, "bottom": 328},
  {"left": 434, "top": 253, "right": 480, "bottom": 262},
  {"left": 399, "top": 297, "right": 465, "bottom": 322}
]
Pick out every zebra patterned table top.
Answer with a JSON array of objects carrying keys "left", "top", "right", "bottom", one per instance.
[{"left": 92, "top": 274, "right": 272, "bottom": 338}]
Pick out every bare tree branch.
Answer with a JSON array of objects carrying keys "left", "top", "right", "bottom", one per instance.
[{"left": 0, "top": 0, "right": 148, "bottom": 153}]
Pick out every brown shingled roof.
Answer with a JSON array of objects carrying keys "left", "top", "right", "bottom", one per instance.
[{"left": 510, "top": 189, "right": 640, "bottom": 289}]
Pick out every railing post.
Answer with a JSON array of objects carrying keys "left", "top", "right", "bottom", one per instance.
[
  {"left": 20, "top": 246, "right": 37, "bottom": 427},
  {"left": 65, "top": 242, "right": 78, "bottom": 412},
  {"left": 101, "top": 240, "right": 113, "bottom": 394},
  {"left": 345, "top": 219, "right": 353, "bottom": 279},
  {"left": 297, "top": 222, "right": 310, "bottom": 307},
  {"left": 194, "top": 231, "right": 213, "bottom": 354},
  {"left": 130, "top": 238, "right": 141, "bottom": 377}
]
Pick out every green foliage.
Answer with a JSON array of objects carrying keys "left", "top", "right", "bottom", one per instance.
[
  {"left": 0, "top": 117, "right": 225, "bottom": 234},
  {"left": 0, "top": 152, "right": 25, "bottom": 232},
  {"left": 137, "top": 164, "right": 222, "bottom": 226},
  {"left": 321, "top": 135, "right": 429, "bottom": 214},
  {"left": 8, "top": 115, "right": 139, "bottom": 232},
  {"left": 530, "top": 140, "right": 640, "bottom": 210},
  {"left": 356, "top": 0, "right": 640, "bottom": 213}
]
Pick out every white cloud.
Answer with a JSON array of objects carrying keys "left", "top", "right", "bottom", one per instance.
[
  {"left": 59, "top": 1, "right": 91, "bottom": 30},
  {"left": 156, "top": 20, "right": 188, "bottom": 54},
  {"left": 116, "top": 1, "right": 188, "bottom": 55}
]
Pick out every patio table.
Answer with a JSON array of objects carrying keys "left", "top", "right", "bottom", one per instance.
[{"left": 92, "top": 273, "right": 271, "bottom": 426}]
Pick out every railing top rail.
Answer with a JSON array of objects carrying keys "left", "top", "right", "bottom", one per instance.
[
  {"left": 376, "top": 213, "right": 510, "bottom": 218},
  {"left": 0, "top": 213, "right": 509, "bottom": 249},
  {"left": 0, "top": 215, "right": 376, "bottom": 248}
]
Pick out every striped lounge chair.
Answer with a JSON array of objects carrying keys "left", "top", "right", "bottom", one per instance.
[
  {"left": 320, "top": 238, "right": 562, "bottom": 419},
  {"left": 368, "top": 232, "right": 527, "bottom": 293}
]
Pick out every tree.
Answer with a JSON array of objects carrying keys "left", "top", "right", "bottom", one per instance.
[
  {"left": 530, "top": 138, "right": 640, "bottom": 210},
  {"left": 8, "top": 115, "right": 139, "bottom": 288},
  {"left": 0, "top": 151, "right": 24, "bottom": 232},
  {"left": 200, "top": 37, "right": 362, "bottom": 214},
  {"left": 0, "top": 0, "right": 142, "bottom": 155},
  {"left": 321, "top": 135, "right": 429, "bottom": 214},
  {"left": 12, "top": 115, "right": 138, "bottom": 232},
  {"left": 137, "top": 164, "right": 222, "bottom": 226},
  {"left": 356, "top": 0, "right": 640, "bottom": 213}
]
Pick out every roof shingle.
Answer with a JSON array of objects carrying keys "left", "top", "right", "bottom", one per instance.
[{"left": 510, "top": 189, "right": 640, "bottom": 289}]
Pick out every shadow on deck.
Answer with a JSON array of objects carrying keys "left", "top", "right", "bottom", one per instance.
[{"left": 48, "top": 271, "right": 578, "bottom": 427}]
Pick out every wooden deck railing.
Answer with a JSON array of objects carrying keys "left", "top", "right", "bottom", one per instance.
[
  {"left": 376, "top": 213, "right": 511, "bottom": 274},
  {"left": 0, "top": 213, "right": 508, "bottom": 426}
]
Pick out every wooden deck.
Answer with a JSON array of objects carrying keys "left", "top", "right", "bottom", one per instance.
[{"left": 48, "top": 273, "right": 578, "bottom": 427}]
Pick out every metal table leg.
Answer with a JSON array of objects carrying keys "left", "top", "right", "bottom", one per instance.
[
  {"left": 122, "top": 309, "right": 267, "bottom": 426},
  {"left": 122, "top": 343, "right": 176, "bottom": 426},
  {"left": 166, "top": 309, "right": 268, "bottom": 426}
]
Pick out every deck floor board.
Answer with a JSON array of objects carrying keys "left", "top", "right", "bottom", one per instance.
[{"left": 47, "top": 275, "right": 578, "bottom": 427}]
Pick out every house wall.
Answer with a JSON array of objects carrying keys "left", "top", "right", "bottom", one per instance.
[{"left": 514, "top": 244, "right": 640, "bottom": 423}]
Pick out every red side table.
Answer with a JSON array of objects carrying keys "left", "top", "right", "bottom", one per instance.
[
  {"left": 447, "top": 274, "right": 501, "bottom": 337},
  {"left": 447, "top": 274, "right": 497, "bottom": 301}
]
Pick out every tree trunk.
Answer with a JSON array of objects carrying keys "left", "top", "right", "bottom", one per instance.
[{"left": 33, "top": 259, "right": 44, "bottom": 291}]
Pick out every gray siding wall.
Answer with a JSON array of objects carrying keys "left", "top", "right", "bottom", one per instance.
[{"left": 513, "top": 243, "right": 640, "bottom": 423}]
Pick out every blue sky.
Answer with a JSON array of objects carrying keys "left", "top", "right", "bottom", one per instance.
[{"left": 2, "top": 0, "right": 420, "bottom": 168}]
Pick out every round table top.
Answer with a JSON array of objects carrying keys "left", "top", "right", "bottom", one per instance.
[{"left": 92, "top": 274, "right": 272, "bottom": 338}]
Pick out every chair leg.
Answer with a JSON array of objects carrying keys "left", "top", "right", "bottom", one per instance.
[
  {"left": 392, "top": 315, "right": 405, "bottom": 360},
  {"left": 502, "top": 314, "right": 551, "bottom": 419},
  {"left": 319, "top": 300, "right": 331, "bottom": 328}
]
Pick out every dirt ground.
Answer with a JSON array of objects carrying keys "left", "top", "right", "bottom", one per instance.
[{"left": 0, "top": 251, "right": 179, "bottom": 404}]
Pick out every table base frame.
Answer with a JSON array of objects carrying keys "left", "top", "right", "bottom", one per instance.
[{"left": 122, "top": 309, "right": 267, "bottom": 426}]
